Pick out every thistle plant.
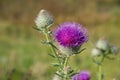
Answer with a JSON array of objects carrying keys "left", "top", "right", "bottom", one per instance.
[
  {"left": 34, "top": 9, "right": 90, "bottom": 80},
  {"left": 53, "top": 22, "right": 88, "bottom": 80},
  {"left": 91, "top": 38, "right": 119, "bottom": 80}
]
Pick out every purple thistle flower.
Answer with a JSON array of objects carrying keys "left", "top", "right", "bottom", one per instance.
[
  {"left": 53, "top": 22, "right": 88, "bottom": 56},
  {"left": 53, "top": 22, "right": 88, "bottom": 47},
  {"left": 72, "top": 71, "right": 91, "bottom": 80}
]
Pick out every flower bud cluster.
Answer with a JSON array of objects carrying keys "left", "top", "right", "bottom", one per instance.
[{"left": 91, "top": 37, "right": 119, "bottom": 57}]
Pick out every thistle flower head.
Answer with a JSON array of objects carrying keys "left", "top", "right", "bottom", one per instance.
[
  {"left": 35, "top": 9, "right": 53, "bottom": 29},
  {"left": 53, "top": 22, "right": 88, "bottom": 47},
  {"left": 72, "top": 70, "right": 91, "bottom": 80},
  {"left": 53, "top": 22, "right": 88, "bottom": 56}
]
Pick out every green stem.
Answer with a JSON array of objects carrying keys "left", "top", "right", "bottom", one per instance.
[
  {"left": 64, "top": 57, "right": 69, "bottom": 80},
  {"left": 98, "top": 64, "right": 102, "bottom": 80},
  {"left": 44, "top": 29, "right": 61, "bottom": 67},
  {"left": 98, "top": 53, "right": 105, "bottom": 80}
]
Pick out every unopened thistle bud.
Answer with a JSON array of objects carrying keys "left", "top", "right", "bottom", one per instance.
[
  {"left": 96, "top": 38, "right": 110, "bottom": 51},
  {"left": 110, "top": 46, "right": 119, "bottom": 54},
  {"left": 64, "top": 66, "right": 72, "bottom": 74},
  {"left": 35, "top": 9, "right": 53, "bottom": 29},
  {"left": 91, "top": 47, "right": 102, "bottom": 56},
  {"left": 52, "top": 75, "right": 61, "bottom": 80},
  {"left": 59, "top": 45, "right": 80, "bottom": 56}
]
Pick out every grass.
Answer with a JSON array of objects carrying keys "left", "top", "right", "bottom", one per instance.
[{"left": 0, "top": 9, "right": 120, "bottom": 80}]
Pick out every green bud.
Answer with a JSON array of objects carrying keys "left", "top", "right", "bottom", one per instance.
[
  {"left": 59, "top": 45, "right": 80, "bottom": 56},
  {"left": 91, "top": 47, "right": 102, "bottom": 57},
  {"left": 96, "top": 38, "right": 110, "bottom": 51},
  {"left": 111, "top": 46, "right": 119, "bottom": 54},
  {"left": 35, "top": 9, "right": 53, "bottom": 29},
  {"left": 52, "top": 75, "right": 62, "bottom": 80}
]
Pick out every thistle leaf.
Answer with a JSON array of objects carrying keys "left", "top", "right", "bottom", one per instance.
[
  {"left": 48, "top": 53, "right": 56, "bottom": 58},
  {"left": 49, "top": 42, "right": 58, "bottom": 50},
  {"left": 106, "top": 55, "right": 115, "bottom": 60},
  {"left": 55, "top": 72, "right": 64, "bottom": 78},
  {"left": 32, "top": 26, "right": 42, "bottom": 31},
  {"left": 41, "top": 40, "right": 49, "bottom": 44},
  {"left": 52, "top": 63, "right": 60, "bottom": 67},
  {"left": 75, "top": 48, "right": 86, "bottom": 54}
]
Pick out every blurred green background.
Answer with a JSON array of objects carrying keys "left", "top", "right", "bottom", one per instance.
[{"left": 0, "top": 0, "right": 120, "bottom": 80}]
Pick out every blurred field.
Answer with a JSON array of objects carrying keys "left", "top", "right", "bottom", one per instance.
[{"left": 0, "top": 0, "right": 120, "bottom": 80}]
